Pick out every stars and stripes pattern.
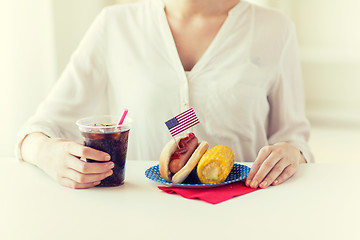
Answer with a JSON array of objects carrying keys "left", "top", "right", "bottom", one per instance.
[{"left": 165, "top": 108, "right": 200, "bottom": 136}]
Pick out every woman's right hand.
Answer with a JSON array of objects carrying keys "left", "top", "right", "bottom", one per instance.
[{"left": 21, "top": 133, "right": 114, "bottom": 189}]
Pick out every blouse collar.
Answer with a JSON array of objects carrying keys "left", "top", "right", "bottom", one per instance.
[{"left": 151, "top": 0, "right": 250, "bottom": 17}]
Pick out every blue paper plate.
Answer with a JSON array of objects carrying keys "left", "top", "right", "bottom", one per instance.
[{"left": 145, "top": 163, "right": 250, "bottom": 188}]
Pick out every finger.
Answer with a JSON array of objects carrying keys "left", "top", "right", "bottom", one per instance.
[
  {"left": 59, "top": 177, "right": 101, "bottom": 189},
  {"left": 64, "top": 168, "right": 113, "bottom": 185},
  {"left": 63, "top": 142, "right": 110, "bottom": 161},
  {"left": 271, "top": 164, "right": 297, "bottom": 186},
  {"left": 258, "top": 159, "right": 288, "bottom": 188},
  {"left": 65, "top": 155, "right": 114, "bottom": 174},
  {"left": 246, "top": 146, "right": 272, "bottom": 187},
  {"left": 249, "top": 152, "right": 282, "bottom": 188}
]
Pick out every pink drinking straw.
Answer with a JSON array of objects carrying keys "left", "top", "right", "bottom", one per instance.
[{"left": 117, "top": 109, "right": 128, "bottom": 129}]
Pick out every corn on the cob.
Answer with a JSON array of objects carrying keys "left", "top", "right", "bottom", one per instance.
[{"left": 196, "top": 145, "right": 235, "bottom": 184}]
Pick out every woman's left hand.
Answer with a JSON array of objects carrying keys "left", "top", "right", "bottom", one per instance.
[{"left": 245, "top": 142, "right": 306, "bottom": 189}]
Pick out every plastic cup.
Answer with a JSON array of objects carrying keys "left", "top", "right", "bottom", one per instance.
[{"left": 76, "top": 115, "right": 131, "bottom": 187}]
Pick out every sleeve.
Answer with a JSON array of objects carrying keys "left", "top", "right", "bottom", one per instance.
[
  {"left": 15, "top": 8, "right": 110, "bottom": 160},
  {"left": 267, "top": 22, "right": 314, "bottom": 163}
]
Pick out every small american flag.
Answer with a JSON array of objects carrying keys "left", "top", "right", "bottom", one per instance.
[{"left": 165, "top": 108, "right": 200, "bottom": 136}]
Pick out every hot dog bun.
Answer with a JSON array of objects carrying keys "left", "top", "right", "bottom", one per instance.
[{"left": 159, "top": 135, "right": 209, "bottom": 183}]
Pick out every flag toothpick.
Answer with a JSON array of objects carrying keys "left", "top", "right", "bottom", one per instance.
[
  {"left": 165, "top": 108, "right": 200, "bottom": 137},
  {"left": 173, "top": 136, "right": 180, "bottom": 149}
]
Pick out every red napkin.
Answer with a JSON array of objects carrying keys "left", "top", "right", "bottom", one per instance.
[{"left": 158, "top": 181, "right": 260, "bottom": 204}]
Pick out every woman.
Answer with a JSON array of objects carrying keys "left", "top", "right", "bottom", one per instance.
[{"left": 18, "top": 0, "right": 313, "bottom": 189}]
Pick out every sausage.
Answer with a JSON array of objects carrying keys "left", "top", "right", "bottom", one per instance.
[
  {"left": 168, "top": 134, "right": 198, "bottom": 174},
  {"left": 159, "top": 133, "right": 209, "bottom": 183}
]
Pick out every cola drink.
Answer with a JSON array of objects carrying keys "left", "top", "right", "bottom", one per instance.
[{"left": 77, "top": 116, "right": 131, "bottom": 187}]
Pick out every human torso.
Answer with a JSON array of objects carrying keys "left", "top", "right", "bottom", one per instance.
[{"left": 100, "top": 0, "right": 291, "bottom": 161}]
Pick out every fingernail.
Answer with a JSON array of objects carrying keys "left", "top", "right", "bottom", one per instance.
[
  {"left": 260, "top": 181, "right": 268, "bottom": 188},
  {"left": 105, "top": 155, "right": 111, "bottom": 160},
  {"left": 273, "top": 180, "right": 279, "bottom": 185},
  {"left": 108, "top": 162, "right": 115, "bottom": 169},
  {"left": 245, "top": 180, "right": 251, "bottom": 186},
  {"left": 250, "top": 180, "right": 258, "bottom": 188}
]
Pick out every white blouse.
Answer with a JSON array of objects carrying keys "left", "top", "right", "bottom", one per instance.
[{"left": 17, "top": 0, "right": 314, "bottom": 162}]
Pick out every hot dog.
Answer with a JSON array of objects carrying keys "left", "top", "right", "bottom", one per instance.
[{"left": 159, "top": 133, "right": 209, "bottom": 183}]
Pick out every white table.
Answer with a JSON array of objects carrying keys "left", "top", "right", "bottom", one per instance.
[{"left": 1, "top": 158, "right": 359, "bottom": 240}]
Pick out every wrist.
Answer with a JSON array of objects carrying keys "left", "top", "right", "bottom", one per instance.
[
  {"left": 274, "top": 142, "right": 307, "bottom": 164},
  {"left": 21, "top": 132, "right": 50, "bottom": 166},
  {"left": 290, "top": 144, "right": 307, "bottom": 164},
  {"left": 298, "top": 151, "right": 307, "bottom": 164}
]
